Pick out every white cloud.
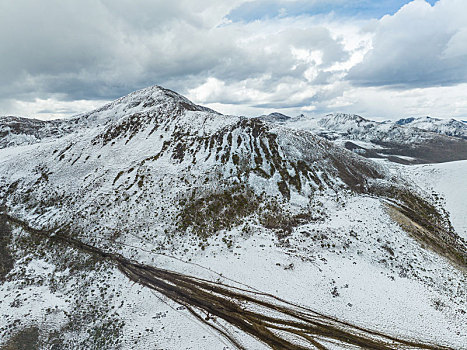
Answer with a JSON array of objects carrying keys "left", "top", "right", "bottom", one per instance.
[
  {"left": 347, "top": 0, "right": 467, "bottom": 87},
  {"left": 0, "top": 0, "right": 351, "bottom": 114},
  {"left": 324, "top": 83, "right": 467, "bottom": 120},
  {"left": 1, "top": 97, "right": 110, "bottom": 120},
  {"left": 443, "top": 28, "right": 467, "bottom": 59}
]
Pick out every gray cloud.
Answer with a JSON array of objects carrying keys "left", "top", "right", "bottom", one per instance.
[
  {"left": 0, "top": 1, "right": 237, "bottom": 99},
  {"left": 2, "top": 0, "right": 466, "bottom": 120},
  {"left": 0, "top": 0, "right": 349, "bottom": 114}
]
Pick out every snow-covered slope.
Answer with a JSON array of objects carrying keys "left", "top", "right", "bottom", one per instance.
[
  {"left": 1, "top": 86, "right": 466, "bottom": 350},
  {"left": 401, "top": 160, "right": 467, "bottom": 240}
]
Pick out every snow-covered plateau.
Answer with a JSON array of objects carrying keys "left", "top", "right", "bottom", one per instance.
[{"left": 0, "top": 86, "right": 465, "bottom": 350}]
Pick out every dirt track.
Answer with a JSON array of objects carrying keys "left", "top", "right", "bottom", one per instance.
[{"left": 3, "top": 213, "right": 455, "bottom": 350}]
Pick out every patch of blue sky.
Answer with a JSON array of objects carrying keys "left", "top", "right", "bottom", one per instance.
[{"left": 226, "top": 0, "right": 439, "bottom": 22}]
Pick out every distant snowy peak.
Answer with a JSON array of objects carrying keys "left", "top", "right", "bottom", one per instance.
[
  {"left": 287, "top": 113, "right": 467, "bottom": 142},
  {"left": 322, "top": 113, "right": 370, "bottom": 124},
  {"left": 395, "top": 116, "right": 467, "bottom": 139},
  {"left": 318, "top": 113, "right": 376, "bottom": 131},
  {"left": 287, "top": 113, "right": 386, "bottom": 140},
  {"left": 258, "top": 112, "right": 291, "bottom": 123}
]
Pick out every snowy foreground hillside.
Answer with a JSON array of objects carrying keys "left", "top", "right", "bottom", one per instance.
[{"left": 0, "top": 86, "right": 466, "bottom": 350}]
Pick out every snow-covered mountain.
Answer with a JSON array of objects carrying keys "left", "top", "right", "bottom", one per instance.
[
  {"left": 285, "top": 113, "right": 467, "bottom": 164},
  {"left": 0, "top": 86, "right": 217, "bottom": 149},
  {"left": 0, "top": 116, "right": 74, "bottom": 149},
  {"left": 396, "top": 116, "right": 467, "bottom": 139},
  {"left": 1, "top": 86, "right": 466, "bottom": 350},
  {"left": 257, "top": 112, "right": 291, "bottom": 123}
]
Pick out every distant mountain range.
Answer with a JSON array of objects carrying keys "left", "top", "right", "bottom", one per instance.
[
  {"left": 279, "top": 113, "right": 467, "bottom": 164},
  {"left": 395, "top": 116, "right": 467, "bottom": 139}
]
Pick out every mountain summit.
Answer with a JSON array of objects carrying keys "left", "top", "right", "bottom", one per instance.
[{"left": 0, "top": 85, "right": 217, "bottom": 149}]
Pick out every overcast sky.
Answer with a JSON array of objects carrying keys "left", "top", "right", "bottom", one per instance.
[{"left": 1, "top": 0, "right": 466, "bottom": 120}]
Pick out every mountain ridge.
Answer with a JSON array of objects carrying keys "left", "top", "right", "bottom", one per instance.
[
  {"left": 394, "top": 115, "right": 467, "bottom": 139},
  {"left": 284, "top": 112, "right": 467, "bottom": 164}
]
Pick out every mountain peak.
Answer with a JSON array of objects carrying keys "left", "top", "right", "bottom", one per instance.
[
  {"left": 114, "top": 85, "right": 193, "bottom": 107},
  {"left": 91, "top": 85, "right": 218, "bottom": 116},
  {"left": 258, "top": 112, "right": 291, "bottom": 123},
  {"left": 0, "top": 85, "right": 223, "bottom": 149},
  {"left": 71, "top": 85, "right": 221, "bottom": 129},
  {"left": 323, "top": 113, "right": 369, "bottom": 123}
]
